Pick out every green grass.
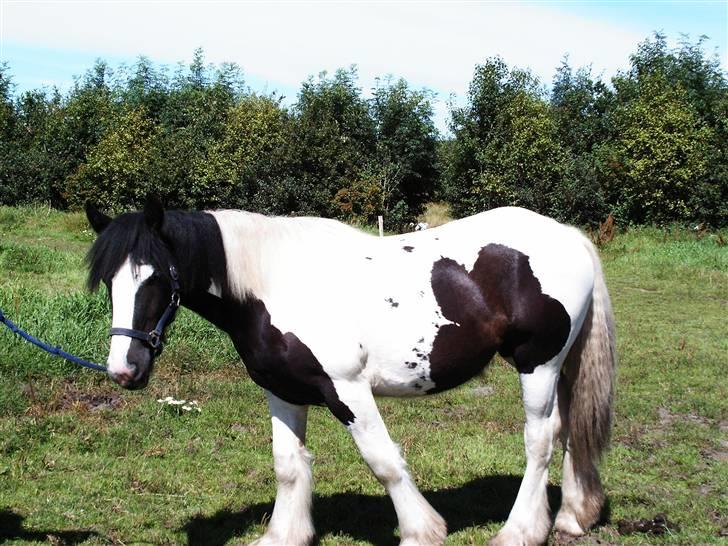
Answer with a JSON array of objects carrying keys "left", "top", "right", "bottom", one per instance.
[{"left": 0, "top": 206, "right": 726, "bottom": 545}]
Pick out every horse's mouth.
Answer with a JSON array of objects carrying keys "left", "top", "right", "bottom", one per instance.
[{"left": 122, "top": 376, "right": 150, "bottom": 390}]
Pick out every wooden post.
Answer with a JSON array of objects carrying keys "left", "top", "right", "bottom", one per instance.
[{"left": 378, "top": 216, "right": 384, "bottom": 237}]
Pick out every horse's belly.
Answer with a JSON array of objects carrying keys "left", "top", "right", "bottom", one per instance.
[
  {"left": 368, "top": 357, "right": 436, "bottom": 396},
  {"left": 365, "top": 332, "right": 496, "bottom": 397}
]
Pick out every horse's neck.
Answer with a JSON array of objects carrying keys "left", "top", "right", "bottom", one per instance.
[
  {"left": 209, "top": 210, "right": 284, "bottom": 301},
  {"left": 180, "top": 210, "right": 370, "bottom": 330},
  {"left": 177, "top": 210, "right": 286, "bottom": 329},
  {"left": 181, "top": 290, "right": 242, "bottom": 335},
  {"left": 210, "top": 210, "right": 362, "bottom": 301}
]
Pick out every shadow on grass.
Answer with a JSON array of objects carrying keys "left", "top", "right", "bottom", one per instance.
[
  {"left": 183, "top": 475, "right": 564, "bottom": 546},
  {"left": 0, "top": 509, "right": 99, "bottom": 544}
]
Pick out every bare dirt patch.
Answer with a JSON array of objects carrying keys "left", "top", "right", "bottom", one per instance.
[
  {"left": 43, "top": 379, "right": 125, "bottom": 413},
  {"left": 657, "top": 407, "right": 712, "bottom": 428},
  {"left": 616, "top": 514, "right": 680, "bottom": 537},
  {"left": 701, "top": 439, "right": 728, "bottom": 463}
]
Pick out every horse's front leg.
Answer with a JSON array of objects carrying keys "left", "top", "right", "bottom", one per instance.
[
  {"left": 330, "top": 379, "right": 447, "bottom": 546},
  {"left": 251, "top": 392, "right": 314, "bottom": 546}
]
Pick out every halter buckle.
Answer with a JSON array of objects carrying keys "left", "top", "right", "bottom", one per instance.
[{"left": 148, "top": 330, "right": 162, "bottom": 351}]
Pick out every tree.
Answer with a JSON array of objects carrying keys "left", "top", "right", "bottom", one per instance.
[
  {"left": 197, "top": 94, "right": 293, "bottom": 212},
  {"left": 0, "top": 64, "right": 21, "bottom": 205},
  {"left": 549, "top": 59, "right": 615, "bottom": 224},
  {"left": 156, "top": 50, "right": 244, "bottom": 209},
  {"left": 369, "top": 77, "right": 439, "bottom": 227},
  {"left": 602, "top": 33, "right": 727, "bottom": 224},
  {"left": 445, "top": 57, "right": 565, "bottom": 218},
  {"left": 551, "top": 58, "right": 614, "bottom": 156},
  {"left": 11, "top": 89, "right": 59, "bottom": 204},
  {"left": 599, "top": 73, "right": 712, "bottom": 224},
  {"left": 290, "top": 67, "right": 376, "bottom": 216},
  {"left": 118, "top": 56, "right": 170, "bottom": 122},
  {"left": 54, "top": 60, "right": 117, "bottom": 207}
]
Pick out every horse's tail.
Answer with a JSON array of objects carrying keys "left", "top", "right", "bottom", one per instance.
[{"left": 562, "top": 236, "right": 616, "bottom": 495}]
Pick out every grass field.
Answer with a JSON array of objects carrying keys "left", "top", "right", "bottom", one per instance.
[{"left": 0, "top": 205, "right": 726, "bottom": 545}]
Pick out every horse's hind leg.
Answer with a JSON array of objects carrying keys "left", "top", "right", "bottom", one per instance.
[
  {"left": 490, "top": 358, "right": 562, "bottom": 546},
  {"left": 331, "top": 379, "right": 447, "bottom": 546},
  {"left": 251, "top": 393, "right": 314, "bottom": 546}
]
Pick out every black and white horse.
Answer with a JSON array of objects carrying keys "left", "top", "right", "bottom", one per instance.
[{"left": 85, "top": 197, "right": 616, "bottom": 546}]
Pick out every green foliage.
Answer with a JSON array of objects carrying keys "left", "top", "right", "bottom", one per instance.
[
  {"left": 1, "top": 37, "right": 726, "bottom": 228},
  {"left": 595, "top": 32, "right": 727, "bottom": 225},
  {"left": 369, "top": 77, "right": 439, "bottom": 228},
  {"left": 551, "top": 59, "right": 613, "bottom": 156},
  {"left": 199, "top": 94, "right": 293, "bottom": 212},
  {"left": 0, "top": 65, "right": 21, "bottom": 206},
  {"left": 65, "top": 107, "right": 161, "bottom": 212},
  {"left": 548, "top": 60, "right": 614, "bottom": 224},
  {"left": 155, "top": 51, "right": 245, "bottom": 209},
  {"left": 599, "top": 74, "right": 712, "bottom": 224},
  {"left": 443, "top": 35, "right": 727, "bottom": 227},
  {"left": 52, "top": 61, "right": 117, "bottom": 207},
  {"left": 0, "top": 63, "right": 14, "bottom": 138},
  {"left": 290, "top": 67, "right": 376, "bottom": 216},
  {"left": 445, "top": 58, "right": 565, "bottom": 218}
]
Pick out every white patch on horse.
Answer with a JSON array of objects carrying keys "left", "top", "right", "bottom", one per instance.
[
  {"left": 210, "top": 210, "right": 269, "bottom": 301},
  {"left": 212, "top": 210, "right": 369, "bottom": 303},
  {"left": 107, "top": 258, "right": 154, "bottom": 375}
]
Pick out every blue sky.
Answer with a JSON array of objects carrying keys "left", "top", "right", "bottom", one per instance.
[{"left": 1, "top": 1, "right": 725, "bottom": 132}]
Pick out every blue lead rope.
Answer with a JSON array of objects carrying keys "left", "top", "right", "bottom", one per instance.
[{"left": 0, "top": 307, "right": 107, "bottom": 372}]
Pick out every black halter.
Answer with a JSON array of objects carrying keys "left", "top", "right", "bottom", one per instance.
[{"left": 109, "top": 265, "right": 181, "bottom": 356}]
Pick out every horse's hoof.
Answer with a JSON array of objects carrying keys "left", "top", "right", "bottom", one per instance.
[
  {"left": 554, "top": 509, "right": 586, "bottom": 536},
  {"left": 488, "top": 525, "right": 546, "bottom": 546}
]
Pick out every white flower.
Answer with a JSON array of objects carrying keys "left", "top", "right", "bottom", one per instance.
[{"left": 158, "top": 396, "right": 201, "bottom": 413}]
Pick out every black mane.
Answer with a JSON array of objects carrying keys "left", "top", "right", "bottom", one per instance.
[
  {"left": 86, "top": 211, "right": 173, "bottom": 290},
  {"left": 86, "top": 210, "right": 229, "bottom": 295}
]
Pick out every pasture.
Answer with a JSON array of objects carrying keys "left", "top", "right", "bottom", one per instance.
[{"left": 0, "top": 205, "right": 726, "bottom": 545}]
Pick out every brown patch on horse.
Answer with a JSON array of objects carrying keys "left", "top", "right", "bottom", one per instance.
[
  {"left": 184, "top": 292, "right": 355, "bottom": 425},
  {"left": 427, "top": 244, "right": 571, "bottom": 392}
]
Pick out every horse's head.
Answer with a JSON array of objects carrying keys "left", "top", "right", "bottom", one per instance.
[{"left": 85, "top": 196, "right": 180, "bottom": 390}]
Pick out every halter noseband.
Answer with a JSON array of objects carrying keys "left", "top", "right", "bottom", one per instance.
[{"left": 109, "top": 265, "right": 181, "bottom": 356}]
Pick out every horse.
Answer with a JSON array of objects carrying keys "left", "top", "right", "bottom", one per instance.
[{"left": 85, "top": 196, "right": 616, "bottom": 546}]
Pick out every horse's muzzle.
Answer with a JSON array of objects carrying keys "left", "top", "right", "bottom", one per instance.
[{"left": 108, "top": 364, "right": 150, "bottom": 390}]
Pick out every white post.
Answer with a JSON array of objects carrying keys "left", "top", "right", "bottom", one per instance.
[{"left": 378, "top": 215, "right": 384, "bottom": 237}]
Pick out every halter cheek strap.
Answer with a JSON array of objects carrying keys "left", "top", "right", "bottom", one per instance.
[{"left": 109, "top": 266, "right": 181, "bottom": 356}]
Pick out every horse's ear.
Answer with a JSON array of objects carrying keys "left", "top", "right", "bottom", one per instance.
[
  {"left": 144, "top": 194, "right": 165, "bottom": 231},
  {"left": 85, "top": 201, "right": 112, "bottom": 234}
]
